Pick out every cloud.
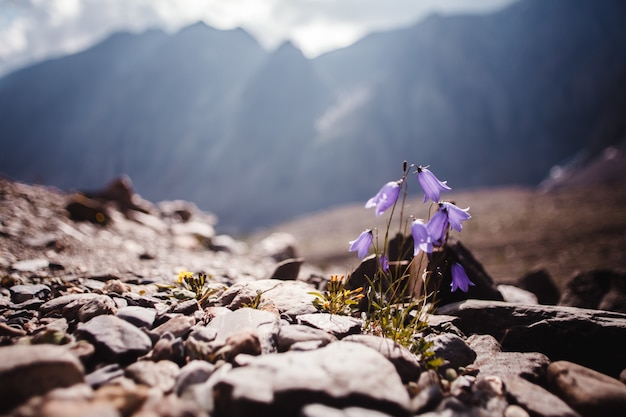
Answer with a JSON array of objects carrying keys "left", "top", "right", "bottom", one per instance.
[{"left": 0, "top": 0, "right": 518, "bottom": 76}]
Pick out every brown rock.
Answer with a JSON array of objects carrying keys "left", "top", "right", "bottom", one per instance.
[
  {"left": 547, "top": 361, "right": 626, "bottom": 417},
  {"left": 0, "top": 344, "right": 85, "bottom": 413},
  {"left": 503, "top": 375, "right": 580, "bottom": 417}
]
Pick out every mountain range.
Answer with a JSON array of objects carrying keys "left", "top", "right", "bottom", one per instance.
[{"left": 1, "top": 0, "right": 625, "bottom": 234}]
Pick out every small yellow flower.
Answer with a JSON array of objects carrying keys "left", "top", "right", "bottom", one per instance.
[
  {"left": 177, "top": 270, "right": 193, "bottom": 284},
  {"left": 330, "top": 274, "right": 343, "bottom": 282}
]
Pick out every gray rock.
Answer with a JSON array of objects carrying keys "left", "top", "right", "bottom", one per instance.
[
  {"left": 277, "top": 324, "right": 338, "bottom": 352},
  {"left": 297, "top": 313, "right": 362, "bottom": 338},
  {"left": 77, "top": 295, "right": 117, "bottom": 322},
  {"left": 171, "top": 299, "right": 199, "bottom": 315},
  {"left": 516, "top": 268, "right": 560, "bottom": 305},
  {"left": 410, "top": 370, "right": 443, "bottom": 414},
  {"left": 85, "top": 364, "right": 124, "bottom": 388},
  {"left": 218, "top": 279, "right": 318, "bottom": 317},
  {"left": 559, "top": 269, "right": 626, "bottom": 313},
  {"left": 151, "top": 314, "right": 195, "bottom": 339},
  {"left": 547, "top": 360, "right": 626, "bottom": 417},
  {"left": 0, "top": 344, "right": 85, "bottom": 414},
  {"left": 220, "top": 328, "right": 263, "bottom": 360},
  {"left": 437, "top": 300, "right": 626, "bottom": 377},
  {"left": 467, "top": 334, "right": 550, "bottom": 384},
  {"left": 10, "top": 258, "right": 50, "bottom": 272},
  {"left": 343, "top": 334, "right": 421, "bottom": 384},
  {"left": 503, "top": 375, "right": 581, "bottom": 417},
  {"left": 125, "top": 360, "right": 180, "bottom": 394},
  {"left": 174, "top": 360, "right": 216, "bottom": 396},
  {"left": 268, "top": 257, "right": 304, "bottom": 280},
  {"left": 472, "top": 376, "right": 509, "bottom": 416},
  {"left": 425, "top": 333, "right": 476, "bottom": 371},
  {"left": 497, "top": 284, "right": 538, "bottom": 304},
  {"left": 256, "top": 232, "right": 298, "bottom": 261},
  {"left": 75, "top": 314, "right": 152, "bottom": 363},
  {"left": 151, "top": 333, "right": 186, "bottom": 365},
  {"left": 9, "top": 284, "right": 51, "bottom": 303},
  {"left": 212, "top": 341, "right": 411, "bottom": 416},
  {"left": 39, "top": 293, "right": 102, "bottom": 318},
  {"left": 204, "top": 307, "right": 280, "bottom": 354},
  {"left": 131, "top": 393, "right": 209, "bottom": 417},
  {"left": 300, "top": 403, "right": 396, "bottom": 417},
  {"left": 116, "top": 306, "right": 156, "bottom": 328}
]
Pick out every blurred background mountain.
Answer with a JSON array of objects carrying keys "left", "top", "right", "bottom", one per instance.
[{"left": 1, "top": 0, "right": 625, "bottom": 234}]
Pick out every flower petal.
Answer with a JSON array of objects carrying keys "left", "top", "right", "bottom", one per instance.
[
  {"left": 365, "top": 181, "right": 401, "bottom": 217},
  {"left": 417, "top": 167, "right": 451, "bottom": 203},
  {"left": 451, "top": 263, "right": 475, "bottom": 292},
  {"left": 426, "top": 208, "right": 449, "bottom": 245},
  {"left": 348, "top": 229, "right": 373, "bottom": 259},
  {"left": 442, "top": 202, "right": 471, "bottom": 232},
  {"left": 411, "top": 219, "right": 433, "bottom": 256}
]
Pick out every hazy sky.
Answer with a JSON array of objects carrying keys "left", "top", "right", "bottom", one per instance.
[{"left": 0, "top": 0, "right": 518, "bottom": 76}]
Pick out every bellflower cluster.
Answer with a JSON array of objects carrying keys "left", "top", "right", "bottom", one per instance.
[{"left": 349, "top": 162, "right": 475, "bottom": 293}]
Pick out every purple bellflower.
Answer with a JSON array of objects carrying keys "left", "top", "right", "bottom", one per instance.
[
  {"left": 411, "top": 219, "right": 434, "bottom": 256},
  {"left": 379, "top": 255, "right": 389, "bottom": 272},
  {"left": 441, "top": 202, "right": 471, "bottom": 232},
  {"left": 349, "top": 229, "right": 374, "bottom": 259},
  {"left": 426, "top": 208, "right": 449, "bottom": 245},
  {"left": 365, "top": 181, "right": 401, "bottom": 217},
  {"left": 416, "top": 166, "right": 451, "bottom": 203},
  {"left": 451, "top": 263, "right": 475, "bottom": 293}
]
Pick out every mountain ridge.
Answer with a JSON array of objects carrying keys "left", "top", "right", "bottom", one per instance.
[{"left": 1, "top": 0, "right": 625, "bottom": 233}]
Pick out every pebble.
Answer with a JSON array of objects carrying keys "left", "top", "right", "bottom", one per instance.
[
  {"left": 116, "top": 305, "right": 156, "bottom": 328},
  {"left": 9, "top": 284, "right": 51, "bottom": 303},
  {"left": 124, "top": 360, "right": 180, "bottom": 394},
  {"left": 296, "top": 313, "right": 362, "bottom": 338},
  {"left": 75, "top": 314, "right": 153, "bottom": 363}
]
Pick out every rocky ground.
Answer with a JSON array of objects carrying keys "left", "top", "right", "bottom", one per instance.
[{"left": 1, "top": 177, "right": 626, "bottom": 417}]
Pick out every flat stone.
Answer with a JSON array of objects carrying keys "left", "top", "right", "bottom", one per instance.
[
  {"left": 503, "top": 375, "right": 580, "bottom": 417},
  {"left": 218, "top": 279, "right": 318, "bottom": 317},
  {"left": 437, "top": 300, "right": 626, "bottom": 377},
  {"left": 205, "top": 307, "right": 281, "bottom": 354},
  {"left": 85, "top": 364, "right": 124, "bottom": 389},
  {"left": 268, "top": 257, "right": 304, "bottom": 280},
  {"left": 497, "top": 284, "right": 538, "bottom": 304},
  {"left": 343, "top": 334, "right": 421, "bottom": 384},
  {"left": 0, "top": 344, "right": 85, "bottom": 414},
  {"left": 174, "top": 360, "right": 216, "bottom": 396},
  {"left": 151, "top": 314, "right": 195, "bottom": 339},
  {"left": 297, "top": 313, "right": 362, "bottom": 338},
  {"left": 467, "top": 334, "right": 550, "bottom": 384},
  {"left": 75, "top": 314, "right": 152, "bottom": 363},
  {"left": 11, "top": 258, "right": 50, "bottom": 272},
  {"left": 212, "top": 341, "right": 411, "bottom": 416},
  {"left": 300, "top": 403, "right": 396, "bottom": 417},
  {"left": 116, "top": 306, "right": 156, "bottom": 328},
  {"left": 277, "top": 323, "right": 337, "bottom": 352},
  {"left": 125, "top": 360, "right": 180, "bottom": 394},
  {"left": 425, "top": 333, "right": 476, "bottom": 371},
  {"left": 39, "top": 293, "right": 102, "bottom": 318},
  {"left": 9, "top": 284, "right": 51, "bottom": 303},
  {"left": 77, "top": 295, "right": 117, "bottom": 322},
  {"left": 547, "top": 361, "right": 626, "bottom": 417}
]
